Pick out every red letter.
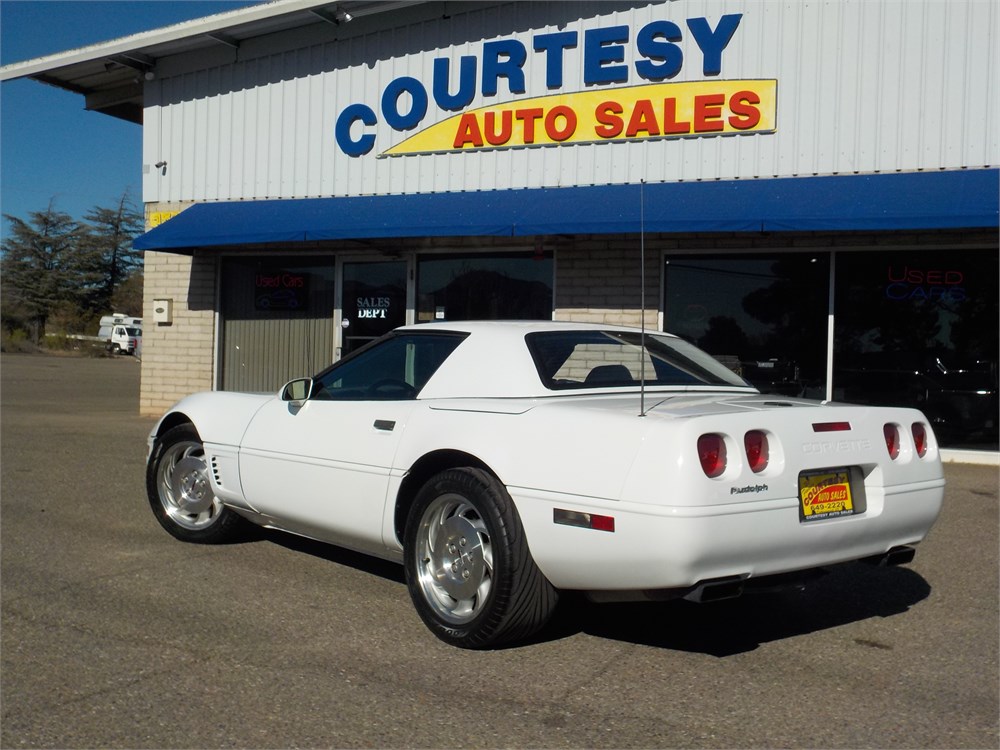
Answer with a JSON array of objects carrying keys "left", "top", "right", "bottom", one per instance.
[
  {"left": 595, "top": 101, "right": 624, "bottom": 138},
  {"left": 545, "top": 105, "right": 577, "bottom": 141},
  {"left": 484, "top": 110, "right": 513, "bottom": 146},
  {"left": 728, "top": 90, "right": 761, "bottom": 130},
  {"left": 693, "top": 93, "right": 725, "bottom": 132},
  {"left": 453, "top": 113, "right": 484, "bottom": 148},
  {"left": 515, "top": 108, "right": 544, "bottom": 143},
  {"left": 662, "top": 98, "right": 690, "bottom": 134},
  {"left": 625, "top": 99, "right": 660, "bottom": 138}
]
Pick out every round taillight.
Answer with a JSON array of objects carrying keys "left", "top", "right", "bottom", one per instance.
[
  {"left": 698, "top": 434, "right": 727, "bottom": 478},
  {"left": 745, "top": 430, "right": 769, "bottom": 473},
  {"left": 883, "top": 423, "right": 900, "bottom": 460},
  {"left": 912, "top": 422, "right": 928, "bottom": 457}
]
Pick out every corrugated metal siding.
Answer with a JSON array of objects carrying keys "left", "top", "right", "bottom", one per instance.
[
  {"left": 220, "top": 259, "right": 337, "bottom": 392},
  {"left": 144, "top": 0, "right": 999, "bottom": 204}
]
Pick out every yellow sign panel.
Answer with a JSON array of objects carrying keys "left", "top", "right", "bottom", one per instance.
[
  {"left": 383, "top": 79, "right": 776, "bottom": 157},
  {"left": 148, "top": 211, "right": 180, "bottom": 228}
]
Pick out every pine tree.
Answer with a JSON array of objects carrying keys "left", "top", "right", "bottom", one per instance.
[
  {"left": 79, "top": 190, "right": 145, "bottom": 316},
  {"left": 1, "top": 202, "right": 85, "bottom": 344}
]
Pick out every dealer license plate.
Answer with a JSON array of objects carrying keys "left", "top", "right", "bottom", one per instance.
[{"left": 798, "top": 469, "right": 855, "bottom": 522}]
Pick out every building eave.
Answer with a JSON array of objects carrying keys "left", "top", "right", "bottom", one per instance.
[{"left": 0, "top": 0, "right": 423, "bottom": 123}]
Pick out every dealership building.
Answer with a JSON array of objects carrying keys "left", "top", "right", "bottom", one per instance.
[{"left": 2, "top": 0, "right": 997, "bottom": 456}]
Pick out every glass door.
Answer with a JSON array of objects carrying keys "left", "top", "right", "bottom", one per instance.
[{"left": 341, "top": 261, "right": 408, "bottom": 355}]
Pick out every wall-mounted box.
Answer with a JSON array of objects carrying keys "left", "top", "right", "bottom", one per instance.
[{"left": 153, "top": 298, "right": 173, "bottom": 324}]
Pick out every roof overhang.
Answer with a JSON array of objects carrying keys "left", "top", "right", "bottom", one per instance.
[
  {"left": 133, "top": 169, "right": 1000, "bottom": 252},
  {"left": 0, "top": 0, "right": 422, "bottom": 123}
]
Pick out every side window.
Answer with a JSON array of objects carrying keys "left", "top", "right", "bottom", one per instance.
[{"left": 311, "top": 332, "right": 466, "bottom": 401}]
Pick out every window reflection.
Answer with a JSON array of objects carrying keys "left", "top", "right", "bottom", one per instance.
[
  {"left": 834, "top": 250, "right": 998, "bottom": 449},
  {"left": 664, "top": 255, "right": 829, "bottom": 398},
  {"left": 417, "top": 253, "right": 553, "bottom": 322}
]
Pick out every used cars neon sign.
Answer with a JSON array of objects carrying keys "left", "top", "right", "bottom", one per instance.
[{"left": 334, "top": 13, "right": 777, "bottom": 157}]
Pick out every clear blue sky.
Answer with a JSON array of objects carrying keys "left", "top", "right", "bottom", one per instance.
[{"left": 0, "top": 0, "right": 264, "bottom": 239}]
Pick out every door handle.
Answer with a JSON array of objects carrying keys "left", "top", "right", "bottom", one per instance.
[{"left": 373, "top": 419, "right": 395, "bottom": 431}]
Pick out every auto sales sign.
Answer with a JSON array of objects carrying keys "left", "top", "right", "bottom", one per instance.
[{"left": 334, "top": 13, "right": 776, "bottom": 158}]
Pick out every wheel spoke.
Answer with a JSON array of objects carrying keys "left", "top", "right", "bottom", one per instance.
[
  {"left": 155, "top": 439, "right": 220, "bottom": 531},
  {"left": 415, "top": 492, "right": 494, "bottom": 625}
]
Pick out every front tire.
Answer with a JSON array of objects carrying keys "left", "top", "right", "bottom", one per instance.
[
  {"left": 404, "top": 468, "right": 557, "bottom": 649},
  {"left": 146, "top": 423, "right": 246, "bottom": 543}
]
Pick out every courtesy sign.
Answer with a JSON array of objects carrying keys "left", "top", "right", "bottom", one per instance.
[{"left": 334, "top": 13, "right": 777, "bottom": 157}]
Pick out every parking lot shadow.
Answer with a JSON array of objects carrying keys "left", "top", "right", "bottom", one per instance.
[
  {"left": 253, "top": 524, "right": 931, "bottom": 655},
  {"left": 260, "top": 528, "right": 406, "bottom": 585},
  {"left": 540, "top": 563, "right": 932, "bottom": 656}
]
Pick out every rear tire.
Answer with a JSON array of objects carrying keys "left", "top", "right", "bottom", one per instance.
[
  {"left": 404, "top": 467, "right": 558, "bottom": 649},
  {"left": 146, "top": 423, "right": 246, "bottom": 543}
]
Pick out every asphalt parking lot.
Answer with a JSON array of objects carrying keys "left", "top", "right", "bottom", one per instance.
[{"left": 1, "top": 352, "right": 997, "bottom": 749}]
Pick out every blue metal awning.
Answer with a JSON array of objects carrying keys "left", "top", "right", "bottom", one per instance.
[{"left": 134, "top": 169, "right": 999, "bottom": 251}]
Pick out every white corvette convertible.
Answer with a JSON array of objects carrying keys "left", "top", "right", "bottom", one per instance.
[{"left": 147, "top": 321, "right": 945, "bottom": 648}]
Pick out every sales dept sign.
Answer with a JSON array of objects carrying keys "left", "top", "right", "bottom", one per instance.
[{"left": 335, "top": 13, "right": 776, "bottom": 157}]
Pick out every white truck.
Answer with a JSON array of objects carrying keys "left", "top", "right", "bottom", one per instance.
[{"left": 98, "top": 314, "right": 142, "bottom": 355}]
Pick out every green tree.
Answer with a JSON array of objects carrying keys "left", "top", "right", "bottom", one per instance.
[
  {"left": 111, "top": 269, "right": 145, "bottom": 317},
  {"left": 79, "top": 190, "right": 144, "bottom": 316},
  {"left": 1, "top": 202, "right": 85, "bottom": 343}
]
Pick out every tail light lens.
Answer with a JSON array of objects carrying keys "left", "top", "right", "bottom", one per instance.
[
  {"left": 744, "top": 430, "right": 769, "bottom": 473},
  {"left": 912, "top": 423, "right": 928, "bottom": 457},
  {"left": 698, "top": 434, "right": 727, "bottom": 478},
  {"left": 883, "top": 423, "right": 900, "bottom": 460}
]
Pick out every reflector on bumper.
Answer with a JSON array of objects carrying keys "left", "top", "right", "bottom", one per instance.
[{"left": 554, "top": 509, "right": 615, "bottom": 532}]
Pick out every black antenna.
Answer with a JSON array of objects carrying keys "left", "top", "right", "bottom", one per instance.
[{"left": 639, "top": 179, "right": 646, "bottom": 418}]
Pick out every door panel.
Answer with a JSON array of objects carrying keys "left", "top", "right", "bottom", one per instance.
[
  {"left": 239, "top": 398, "right": 415, "bottom": 553},
  {"left": 234, "top": 329, "right": 465, "bottom": 555}
]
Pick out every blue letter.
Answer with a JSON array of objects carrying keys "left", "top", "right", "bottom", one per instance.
[
  {"left": 533, "top": 31, "right": 578, "bottom": 88},
  {"left": 335, "top": 104, "right": 376, "bottom": 156},
  {"left": 381, "top": 77, "right": 428, "bottom": 131},
  {"left": 584, "top": 26, "right": 629, "bottom": 84},
  {"left": 482, "top": 39, "right": 527, "bottom": 96},
  {"left": 686, "top": 14, "right": 742, "bottom": 76},
  {"left": 433, "top": 56, "right": 477, "bottom": 111},
  {"left": 635, "top": 20, "right": 683, "bottom": 80}
]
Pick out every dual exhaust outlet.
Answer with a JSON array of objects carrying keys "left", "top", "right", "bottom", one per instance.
[{"left": 684, "top": 545, "right": 917, "bottom": 603}]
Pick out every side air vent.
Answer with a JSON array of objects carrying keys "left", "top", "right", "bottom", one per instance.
[{"left": 211, "top": 456, "right": 223, "bottom": 487}]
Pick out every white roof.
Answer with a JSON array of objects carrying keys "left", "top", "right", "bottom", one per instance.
[
  {"left": 411, "top": 321, "right": 681, "bottom": 400},
  {"left": 0, "top": 0, "right": 420, "bottom": 122}
]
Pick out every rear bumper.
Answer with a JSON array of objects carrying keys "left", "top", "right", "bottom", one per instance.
[{"left": 510, "top": 477, "right": 945, "bottom": 591}]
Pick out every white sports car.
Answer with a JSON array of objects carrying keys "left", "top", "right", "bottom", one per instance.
[{"left": 146, "top": 321, "right": 945, "bottom": 648}]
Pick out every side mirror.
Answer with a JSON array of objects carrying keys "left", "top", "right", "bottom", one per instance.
[{"left": 280, "top": 377, "right": 313, "bottom": 407}]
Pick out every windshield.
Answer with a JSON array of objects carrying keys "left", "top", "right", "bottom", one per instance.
[
  {"left": 526, "top": 330, "right": 751, "bottom": 390},
  {"left": 126, "top": 327, "right": 142, "bottom": 337}
]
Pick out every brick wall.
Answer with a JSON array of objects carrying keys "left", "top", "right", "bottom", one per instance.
[
  {"left": 554, "top": 238, "right": 661, "bottom": 328},
  {"left": 139, "top": 251, "right": 217, "bottom": 416}
]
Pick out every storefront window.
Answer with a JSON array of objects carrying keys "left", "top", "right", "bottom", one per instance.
[
  {"left": 833, "top": 249, "right": 998, "bottom": 450},
  {"left": 417, "top": 252, "right": 553, "bottom": 322},
  {"left": 663, "top": 254, "right": 830, "bottom": 397}
]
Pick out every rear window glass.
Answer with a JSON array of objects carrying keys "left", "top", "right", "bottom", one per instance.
[{"left": 526, "top": 330, "right": 750, "bottom": 390}]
